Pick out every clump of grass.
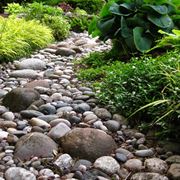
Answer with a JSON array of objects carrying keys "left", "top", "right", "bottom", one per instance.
[{"left": 0, "top": 16, "right": 54, "bottom": 61}]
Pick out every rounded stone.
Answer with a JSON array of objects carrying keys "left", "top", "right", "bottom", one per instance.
[
  {"left": 115, "top": 153, "right": 127, "bottom": 163},
  {"left": 9, "top": 69, "right": 39, "bottom": 79},
  {"left": 1, "top": 112, "right": 15, "bottom": 121},
  {"left": 166, "top": 155, "right": 180, "bottom": 164},
  {"left": 144, "top": 158, "right": 168, "bottom": 174},
  {"left": 39, "top": 104, "right": 57, "bottom": 115},
  {"left": 94, "top": 108, "right": 112, "bottom": 120},
  {"left": 61, "top": 128, "right": 117, "bottom": 161},
  {"left": 54, "top": 154, "right": 74, "bottom": 171},
  {"left": 15, "top": 58, "right": 46, "bottom": 70},
  {"left": 168, "top": 163, "right": 180, "bottom": 180},
  {"left": 20, "top": 110, "right": 44, "bottom": 119},
  {"left": 104, "top": 120, "right": 120, "bottom": 132},
  {"left": 2, "top": 88, "right": 40, "bottom": 112},
  {"left": 14, "top": 132, "right": 58, "bottom": 161},
  {"left": 74, "top": 103, "right": 91, "bottom": 113},
  {"left": 29, "top": 118, "right": 50, "bottom": 128},
  {"left": 94, "top": 156, "right": 120, "bottom": 174},
  {"left": 135, "top": 149, "right": 154, "bottom": 157},
  {"left": 84, "top": 114, "right": 98, "bottom": 123},
  {"left": 48, "top": 122, "right": 71, "bottom": 140},
  {"left": 24, "top": 80, "right": 50, "bottom": 89},
  {"left": 115, "top": 148, "right": 134, "bottom": 159},
  {"left": 131, "top": 172, "right": 168, "bottom": 180},
  {"left": 124, "top": 159, "right": 143, "bottom": 171},
  {"left": 5, "top": 167, "right": 36, "bottom": 180}
]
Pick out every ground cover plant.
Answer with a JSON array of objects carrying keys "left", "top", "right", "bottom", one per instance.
[
  {"left": 5, "top": 2, "right": 70, "bottom": 40},
  {"left": 89, "top": 0, "right": 178, "bottom": 55},
  {"left": 0, "top": 16, "right": 53, "bottom": 61},
  {"left": 77, "top": 49, "right": 180, "bottom": 140}
]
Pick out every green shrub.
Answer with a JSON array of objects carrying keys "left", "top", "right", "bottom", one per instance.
[
  {"left": 5, "top": 3, "right": 70, "bottom": 40},
  {"left": 0, "top": 16, "right": 54, "bottom": 61},
  {"left": 58, "top": 0, "right": 105, "bottom": 14},
  {"left": 151, "top": 29, "right": 180, "bottom": 50},
  {"left": 89, "top": 0, "right": 176, "bottom": 55},
  {"left": 42, "top": 15, "right": 70, "bottom": 40},
  {"left": 31, "top": 0, "right": 60, "bottom": 6},
  {"left": 88, "top": 50, "right": 180, "bottom": 138},
  {"left": 67, "top": 8, "right": 93, "bottom": 32}
]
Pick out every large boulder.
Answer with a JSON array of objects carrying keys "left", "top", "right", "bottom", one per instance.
[
  {"left": 14, "top": 132, "right": 58, "bottom": 161},
  {"left": 2, "top": 88, "right": 40, "bottom": 112},
  {"left": 60, "top": 128, "right": 117, "bottom": 161}
]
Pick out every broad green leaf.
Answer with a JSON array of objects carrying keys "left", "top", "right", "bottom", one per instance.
[
  {"left": 100, "top": 0, "right": 116, "bottom": 17},
  {"left": 109, "top": 3, "right": 121, "bottom": 15},
  {"left": 143, "top": 5, "right": 168, "bottom": 14},
  {"left": 121, "top": 16, "right": 132, "bottom": 38},
  {"left": 173, "top": 29, "right": 180, "bottom": 36},
  {"left": 133, "top": 27, "right": 152, "bottom": 52},
  {"left": 97, "top": 17, "right": 115, "bottom": 35},
  {"left": 147, "top": 14, "right": 173, "bottom": 28}
]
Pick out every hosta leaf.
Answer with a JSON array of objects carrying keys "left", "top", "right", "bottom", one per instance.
[
  {"left": 133, "top": 27, "right": 152, "bottom": 52},
  {"left": 143, "top": 5, "right": 168, "bottom": 14},
  {"left": 97, "top": 17, "right": 115, "bottom": 35},
  {"left": 121, "top": 16, "right": 132, "bottom": 38},
  {"left": 109, "top": 3, "right": 121, "bottom": 15},
  {"left": 147, "top": 14, "right": 173, "bottom": 28},
  {"left": 110, "top": 3, "right": 134, "bottom": 16}
]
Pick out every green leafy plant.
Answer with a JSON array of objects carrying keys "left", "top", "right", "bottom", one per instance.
[
  {"left": 5, "top": 3, "right": 70, "bottom": 40},
  {"left": 77, "top": 49, "right": 180, "bottom": 139},
  {"left": 0, "top": 16, "right": 54, "bottom": 61},
  {"left": 150, "top": 29, "right": 180, "bottom": 50},
  {"left": 89, "top": 0, "right": 175, "bottom": 54},
  {"left": 58, "top": 0, "right": 105, "bottom": 14},
  {"left": 42, "top": 15, "right": 70, "bottom": 40},
  {"left": 67, "top": 8, "right": 93, "bottom": 32}
]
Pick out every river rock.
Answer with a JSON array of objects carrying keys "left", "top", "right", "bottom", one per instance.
[
  {"left": 74, "top": 103, "right": 91, "bottom": 113},
  {"left": 48, "top": 122, "right": 71, "bottom": 140},
  {"left": 124, "top": 159, "right": 143, "bottom": 171},
  {"left": 24, "top": 80, "right": 50, "bottom": 89},
  {"left": 2, "top": 88, "right": 40, "bottom": 112},
  {"left": 55, "top": 48, "right": 76, "bottom": 56},
  {"left": 94, "top": 108, "right": 111, "bottom": 120},
  {"left": 54, "top": 154, "right": 74, "bottom": 171},
  {"left": 166, "top": 155, "right": 180, "bottom": 164},
  {"left": 135, "top": 149, "right": 154, "bottom": 157},
  {"left": 94, "top": 156, "right": 120, "bottom": 174},
  {"left": 131, "top": 172, "right": 168, "bottom": 180},
  {"left": 10, "top": 69, "right": 39, "bottom": 79},
  {"left": 145, "top": 158, "right": 168, "bottom": 174},
  {"left": 5, "top": 167, "right": 36, "bottom": 180},
  {"left": 115, "top": 148, "right": 134, "bottom": 159},
  {"left": 15, "top": 58, "right": 46, "bottom": 70},
  {"left": 61, "top": 128, "right": 117, "bottom": 161},
  {"left": 1, "top": 112, "right": 15, "bottom": 121},
  {"left": 29, "top": 117, "right": 50, "bottom": 128},
  {"left": 168, "top": 163, "right": 180, "bottom": 180},
  {"left": 20, "top": 110, "right": 44, "bottom": 118},
  {"left": 14, "top": 132, "right": 58, "bottom": 161},
  {"left": 104, "top": 120, "right": 120, "bottom": 132}
]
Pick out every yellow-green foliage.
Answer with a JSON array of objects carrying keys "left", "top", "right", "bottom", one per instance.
[{"left": 0, "top": 16, "right": 54, "bottom": 61}]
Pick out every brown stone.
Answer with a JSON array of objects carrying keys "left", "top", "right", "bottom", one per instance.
[
  {"left": 24, "top": 80, "right": 50, "bottom": 89},
  {"left": 60, "top": 128, "right": 117, "bottom": 161},
  {"left": 14, "top": 132, "right": 58, "bottom": 161}
]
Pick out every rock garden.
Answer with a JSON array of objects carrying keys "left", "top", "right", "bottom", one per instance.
[{"left": 0, "top": 0, "right": 180, "bottom": 180}]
